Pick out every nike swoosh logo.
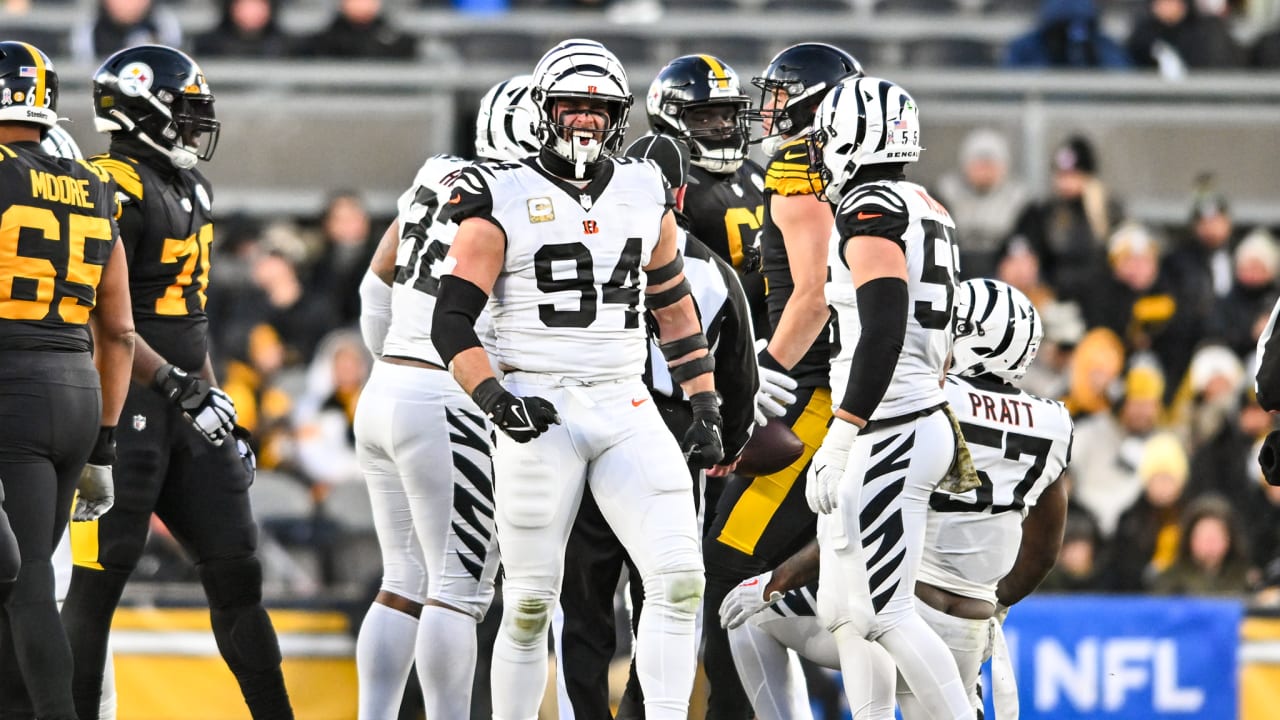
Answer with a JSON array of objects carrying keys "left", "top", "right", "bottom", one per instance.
[
  {"left": 857, "top": 211, "right": 882, "bottom": 220},
  {"left": 631, "top": 398, "right": 648, "bottom": 407},
  {"left": 782, "top": 151, "right": 807, "bottom": 162}
]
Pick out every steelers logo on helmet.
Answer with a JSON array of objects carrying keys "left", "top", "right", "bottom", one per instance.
[
  {"left": 0, "top": 40, "right": 59, "bottom": 130},
  {"left": 808, "top": 76, "right": 923, "bottom": 203},
  {"left": 530, "top": 39, "right": 632, "bottom": 179},
  {"left": 93, "top": 45, "right": 220, "bottom": 170},
  {"left": 951, "top": 279, "right": 1043, "bottom": 384},
  {"left": 647, "top": 54, "right": 752, "bottom": 174}
]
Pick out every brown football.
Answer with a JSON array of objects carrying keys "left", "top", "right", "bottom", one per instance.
[{"left": 736, "top": 417, "right": 806, "bottom": 477}]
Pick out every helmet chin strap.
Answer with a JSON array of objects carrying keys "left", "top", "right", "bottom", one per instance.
[{"left": 555, "top": 131, "right": 602, "bottom": 180}]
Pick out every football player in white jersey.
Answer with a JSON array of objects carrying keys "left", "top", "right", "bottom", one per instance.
[
  {"left": 431, "top": 39, "right": 723, "bottom": 720},
  {"left": 352, "top": 74, "right": 539, "bottom": 720},
  {"left": 806, "top": 75, "right": 973, "bottom": 719},
  {"left": 718, "top": 280, "right": 1072, "bottom": 720}
]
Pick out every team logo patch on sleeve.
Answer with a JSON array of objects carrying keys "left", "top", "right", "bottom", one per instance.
[{"left": 527, "top": 196, "right": 555, "bottom": 223}]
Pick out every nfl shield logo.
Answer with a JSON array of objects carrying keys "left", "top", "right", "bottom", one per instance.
[{"left": 132, "top": 414, "right": 147, "bottom": 431}]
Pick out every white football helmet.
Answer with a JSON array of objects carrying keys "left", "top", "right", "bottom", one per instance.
[
  {"left": 530, "top": 38, "right": 632, "bottom": 177},
  {"left": 810, "top": 76, "right": 922, "bottom": 202},
  {"left": 475, "top": 74, "right": 540, "bottom": 162},
  {"left": 40, "top": 124, "right": 83, "bottom": 160},
  {"left": 951, "top": 278, "right": 1043, "bottom": 384}
]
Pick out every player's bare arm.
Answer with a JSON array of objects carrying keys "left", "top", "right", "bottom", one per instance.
[
  {"left": 647, "top": 210, "right": 715, "bottom": 398},
  {"left": 89, "top": 239, "right": 135, "bottom": 428},
  {"left": 436, "top": 216, "right": 505, "bottom": 395},
  {"left": 996, "top": 474, "right": 1068, "bottom": 608},
  {"left": 764, "top": 192, "right": 833, "bottom": 370},
  {"left": 369, "top": 220, "right": 400, "bottom": 285}
]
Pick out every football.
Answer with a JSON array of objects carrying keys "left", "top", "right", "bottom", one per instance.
[{"left": 736, "top": 417, "right": 806, "bottom": 477}]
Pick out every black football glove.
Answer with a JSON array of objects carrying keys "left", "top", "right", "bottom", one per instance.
[
  {"left": 471, "top": 378, "right": 560, "bottom": 443},
  {"left": 683, "top": 391, "right": 725, "bottom": 469},
  {"left": 153, "top": 364, "right": 237, "bottom": 446},
  {"left": 1260, "top": 430, "right": 1280, "bottom": 487}
]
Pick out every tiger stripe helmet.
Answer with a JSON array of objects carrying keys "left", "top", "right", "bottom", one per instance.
[
  {"left": 809, "top": 75, "right": 922, "bottom": 203},
  {"left": 475, "top": 74, "right": 541, "bottom": 162},
  {"left": 530, "top": 39, "right": 632, "bottom": 176},
  {"left": 952, "top": 278, "right": 1043, "bottom": 384}
]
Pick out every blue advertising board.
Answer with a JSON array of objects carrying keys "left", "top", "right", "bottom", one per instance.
[{"left": 984, "top": 595, "right": 1243, "bottom": 719}]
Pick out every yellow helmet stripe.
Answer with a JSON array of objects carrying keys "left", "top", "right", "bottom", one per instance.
[
  {"left": 700, "top": 54, "right": 730, "bottom": 90},
  {"left": 16, "top": 41, "right": 46, "bottom": 108}
]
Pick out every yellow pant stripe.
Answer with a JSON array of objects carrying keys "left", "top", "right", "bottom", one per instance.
[
  {"left": 70, "top": 514, "right": 104, "bottom": 570},
  {"left": 718, "top": 388, "right": 832, "bottom": 556}
]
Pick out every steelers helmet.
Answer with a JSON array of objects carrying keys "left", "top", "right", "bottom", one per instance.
[
  {"left": 952, "top": 279, "right": 1043, "bottom": 384},
  {"left": 530, "top": 39, "right": 632, "bottom": 177},
  {"left": 751, "top": 42, "right": 861, "bottom": 156},
  {"left": 646, "top": 55, "right": 751, "bottom": 174},
  {"left": 0, "top": 41, "right": 58, "bottom": 130},
  {"left": 93, "top": 45, "right": 219, "bottom": 170}
]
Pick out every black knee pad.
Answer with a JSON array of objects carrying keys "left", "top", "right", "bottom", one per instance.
[
  {"left": 199, "top": 555, "right": 264, "bottom": 610},
  {"left": 199, "top": 556, "right": 282, "bottom": 672}
]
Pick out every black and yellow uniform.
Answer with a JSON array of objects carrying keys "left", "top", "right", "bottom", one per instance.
[
  {"left": 701, "top": 136, "right": 834, "bottom": 720},
  {"left": 684, "top": 161, "right": 769, "bottom": 336},
  {"left": 0, "top": 140, "right": 118, "bottom": 720},
  {"left": 62, "top": 139, "right": 292, "bottom": 720}
]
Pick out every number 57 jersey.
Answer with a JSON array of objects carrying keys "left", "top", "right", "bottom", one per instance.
[
  {"left": 826, "top": 179, "right": 958, "bottom": 420},
  {"left": 444, "top": 158, "right": 669, "bottom": 383},
  {"left": 922, "top": 374, "right": 1074, "bottom": 605}
]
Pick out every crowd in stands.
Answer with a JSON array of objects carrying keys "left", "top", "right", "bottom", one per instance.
[{"left": 6, "top": 0, "right": 1280, "bottom": 608}]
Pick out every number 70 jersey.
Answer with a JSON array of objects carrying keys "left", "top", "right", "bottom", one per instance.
[
  {"left": 444, "top": 158, "right": 669, "bottom": 382},
  {"left": 826, "top": 179, "right": 959, "bottom": 420}
]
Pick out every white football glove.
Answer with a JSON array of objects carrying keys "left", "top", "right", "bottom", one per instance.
[
  {"left": 74, "top": 464, "right": 115, "bottom": 521},
  {"left": 754, "top": 341, "right": 798, "bottom": 427},
  {"left": 805, "top": 418, "right": 860, "bottom": 515},
  {"left": 190, "top": 386, "right": 237, "bottom": 446},
  {"left": 719, "top": 570, "right": 784, "bottom": 630}
]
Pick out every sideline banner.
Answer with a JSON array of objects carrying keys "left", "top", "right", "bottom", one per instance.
[{"left": 984, "top": 595, "right": 1242, "bottom": 719}]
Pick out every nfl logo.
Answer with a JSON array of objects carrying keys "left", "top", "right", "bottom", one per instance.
[{"left": 132, "top": 414, "right": 147, "bottom": 431}]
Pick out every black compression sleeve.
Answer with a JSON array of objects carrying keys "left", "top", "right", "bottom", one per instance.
[
  {"left": 431, "top": 275, "right": 490, "bottom": 365},
  {"left": 838, "top": 277, "right": 909, "bottom": 420}
]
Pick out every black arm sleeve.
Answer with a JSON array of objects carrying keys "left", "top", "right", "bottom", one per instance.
[
  {"left": 430, "top": 275, "right": 490, "bottom": 365},
  {"left": 838, "top": 276, "right": 909, "bottom": 420},
  {"left": 711, "top": 258, "right": 759, "bottom": 459},
  {"left": 1257, "top": 298, "right": 1280, "bottom": 411}
]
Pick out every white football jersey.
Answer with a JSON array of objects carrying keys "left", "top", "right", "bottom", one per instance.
[
  {"left": 382, "top": 154, "right": 485, "bottom": 366},
  {"left": 827, "top": 179, "right": 958, "bottom": 420},
  {"left": 445, "top": 157, "right": 669, "bottom": 382},
  {"left": 917, "top": 375, "right": 1074, "bottom": 604}
]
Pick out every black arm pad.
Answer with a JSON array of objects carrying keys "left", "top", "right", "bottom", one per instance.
[
  {"left": 431, "top": 274, "right": 490, "bottom": 366},
  {"left": 660, "top": 333, "right": 710, "bottom": 362},
  {"left": 646, "top": 277, "right": 693, "bottom": 309},
  {"left": 838, "top": 276, "right": 909, "bottom": 420},
  {"left": 670, "top": 354, "right": 716, "bottom": 385},
  {"left": 646, "top": 252, "right": 685, "bottom": 286}
]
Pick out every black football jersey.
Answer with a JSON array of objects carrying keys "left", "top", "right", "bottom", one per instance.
[
  {"left": 683, "top": 161, "right": 769, "bottom": 337},
  {"left": 0, "top": 142, "right": 119, "bottom": 353},
  {"left": 93, "top": 152, "right": 214, "bottom": 371},
  {"left": 759, "top": 136, "right": 830, "bottom": 389}
]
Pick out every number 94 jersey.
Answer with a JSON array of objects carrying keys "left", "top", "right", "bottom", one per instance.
[
  {"left": 827, "top": 180, "right": 958, "bottom": 420},
  {"left": 444, "top": 158, "right": 668, "bottom": 383},
  {"left": 920, "top": 375, "right": 1074, "bottom": 605}
]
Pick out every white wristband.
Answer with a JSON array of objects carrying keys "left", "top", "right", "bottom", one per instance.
[{"left": 824, "top": 417, "right": 861, "bottom": 454}]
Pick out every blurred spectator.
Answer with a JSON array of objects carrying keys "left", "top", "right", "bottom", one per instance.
[
  {"left": 1127, "top": 0, "right": 1245, "bottom": 72},
  {"left": 1252, "top": 22, "right": 1280, "bottom": 67},
  {"left": 995, "top": 236, "right": 1056, "bottom": 309},
  {"left": 934, "top": 127, "right": 1030, "bottom": 280},
  {"left": 1004, "top": 0, "right": 1132, "bottom": 68},
  {"left": 252, "top": 247, "right": 336, "bottom": 363},
  {"left": 1102, "top": 431, "right": 1191, "bottom": 591},
  {"left": 306, "top": 191, "right": 378, "bottom": 326},
  {"left": 1162, "top": 189, "right": 1237, "bottom": 340},
  {"left": 1009, "top": 135, "right": 1122, "bottom": 301},
  {"left": 1022, "top": 299, "right": 1087, "bottom": 400},
  {"left": 1039, "top": 501, "right": 1107, "bottom": 592},
  {"left": 221, "top": 323, "right": 299, "bottom": 471},
  {"left": 1151, "top": 494, "right": 1253, "bottom": 595},
  {"left": 70, "top": 0, "right": 183, "bottom": 65},
  {"left": 1213, "top": 228, "right": 1280, "bottom": 357},
  {"left": 1175, "top": 345, "right": 1256, "bottom": 509},
  {"left": 1072, "top": 364, "right": 1166, "bottom": 537},
  {"left": 1063, "top": 326, "right": 1126, "bottom": 417},
  {"left": 1080, "top": 222, "right": 1201, "bottom": 399},
  {"left": 1244, "top": 434, "right": 1280, "bottom": 571},
  {"left": 194, "top": 0, "right": 294, "bottom": 58},
  {"left": 293, "top": 329, "right": 372, "bottom": 488},
  {"left": 297, "top": 0, "right": 417, "bottom": 59}
]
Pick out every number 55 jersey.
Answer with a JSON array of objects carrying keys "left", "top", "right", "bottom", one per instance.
[
  {"left": 826, "top": 179, "right": 959, "bottom": 420},
  {"left": 924, "top": 374, "right": 1074, "bottom": 605}
]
